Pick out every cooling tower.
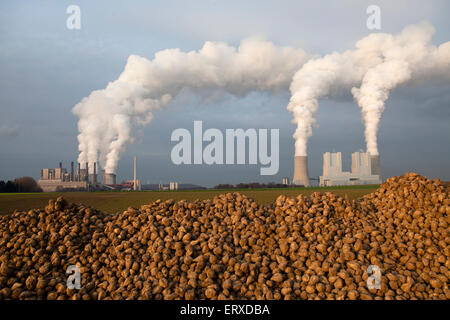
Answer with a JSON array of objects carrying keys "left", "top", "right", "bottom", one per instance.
[
  {"left": 370, "top": 155, "right": 381, "bottom": 176},
  {"left": 293, "top": 156, "right": 310, "bottom": 187},
  {"left": 104, "top": 173, "right": 116, "bottom": 185}
]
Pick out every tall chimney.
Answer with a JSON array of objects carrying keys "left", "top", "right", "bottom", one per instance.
[
  {"left": 71, "top": 161, "right": 74, "bottom": 181},
  {"left": 86, "top": 162, "right": 89, "bottom": 175},
  {"left": 78, "top": 163, "right": 81, "bottom": 181},
  {"left": 91, "top": 162, "right": 97, "bottom": 185},
  {"left": 59, "top": 162, "right": 62, "bottom": 170},
  {"left": 370, "top": 155, "right": 381, "bottom": 176},
  {"left": 133, "top": 156, "right": 137, "bottom": 191},
  {"left": 293, "top": 156, "right": 310, "bottom": 187}
]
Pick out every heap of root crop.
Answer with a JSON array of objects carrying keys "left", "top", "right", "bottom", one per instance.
[{"left": 0, "top": 173, "right": 448, "bottom": 300}]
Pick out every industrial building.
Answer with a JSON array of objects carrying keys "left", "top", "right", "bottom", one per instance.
[
  {"left": 157, "top": 182, "right": 179, "bottom": 191},
  {"left": 38, "top": 161, "right": 110, "bottom": 192},
  {"left": 319, "top": 151, "right": 381, "bottom": 186},
  {"left": 38, "top": 156, "right": 143, "bottom": 192},
  {"left": 124, "top": 180, "right": 142, "bottom": 191},
  {"left": 38, "top": 161, "right": 89, "bottom": 192}
]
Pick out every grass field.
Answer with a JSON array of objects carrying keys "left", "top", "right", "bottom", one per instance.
[{"left": 0, "top": 185, "right": 379, "bottom": 215}]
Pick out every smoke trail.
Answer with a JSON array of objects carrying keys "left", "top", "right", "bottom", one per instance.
[
  {"left": 352, "top": 60, "right": 411, "bottom": 155},
  {"left": 287, "top": 44, "right": 383, "bottom": 156},
  {"left": 73, "top": 38, "right": 309, "bottom": 173},
  {"left": 352, "top": 22, "right": 450, "bottom": 155},
  {"left": 288, "top": 21, "right": 450, "bottom": 156}
]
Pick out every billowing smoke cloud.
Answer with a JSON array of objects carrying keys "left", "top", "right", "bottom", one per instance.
[
  {"left": 288, "top": 21, "right": 450, "bottom": 156},
  {"left": 73, "top": 38, "right": 309, "bottom": 173},
  {"left": 352, "top": 23, "right": 450, "bottom": 155}
]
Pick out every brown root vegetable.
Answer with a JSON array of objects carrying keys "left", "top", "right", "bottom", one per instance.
[{"left": 0, "top": 173, "right": 448, "bottom": 300}]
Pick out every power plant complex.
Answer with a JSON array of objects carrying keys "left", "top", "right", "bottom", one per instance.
[
  {"left": 37, "top": 149, "right": 380, "bottom": 192},
  {"left": 292, "top": 151, "right": 381, "bottom": 187},
  {"left": 318, "top": 151, "right": 381, "bottom": 186},
  {"left": 38, "top": 161, "right": 89, "bottom": 192},
  {"left": 38, "top": 159, "right": 138, "bottom": 192}
]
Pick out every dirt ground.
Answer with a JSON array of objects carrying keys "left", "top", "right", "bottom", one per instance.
[{"left": 0, "top": 185, "right": 378, "bottom": 215}]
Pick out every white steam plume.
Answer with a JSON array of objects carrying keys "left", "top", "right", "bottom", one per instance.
[
  {"left": 73, "top": 38, "right": 309, "bottom": 173},
  {"left": 288, "top": 21, "right": 450, "bottom": 156},
  {"left": 352, "top": 22, "right": 450, "bottom": 155}
]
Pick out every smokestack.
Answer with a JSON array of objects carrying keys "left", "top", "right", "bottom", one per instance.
[
  {"left": 133, "top": 156, "right": 137, "bottom": 191},
  {"left": 59, "top": 162, "right": 62, "bottom": 170},
  {"left": 293, "top": 156, "right": 310, "bottom": 187},
  {"left": 71, "top": 162, "right": 74, "bottom": 181},
  {"left": 370, "top": 155, "right": 381, "bottom": 176},
  {"left": 86, "top": 162, "right": 89, "bottom": 174},
  {"left": 78, "top": 163, "right": 81, "bottom": 181}
]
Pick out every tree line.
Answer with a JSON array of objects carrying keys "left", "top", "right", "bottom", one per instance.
[{"left": 0, "top": 177, "right": 42, "bottom": 193}]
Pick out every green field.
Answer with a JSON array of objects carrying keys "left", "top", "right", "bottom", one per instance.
[{"left": 0, "top": 185, "right": 379, "bottom": 215}]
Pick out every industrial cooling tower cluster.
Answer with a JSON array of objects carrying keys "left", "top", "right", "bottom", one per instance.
[{"left": 292, "top": 154, "right": 381, "bottom": 187}]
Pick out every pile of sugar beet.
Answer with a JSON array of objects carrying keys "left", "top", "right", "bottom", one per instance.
[{"left": 0, "top": 173, "right": 448, "bottom": 300}]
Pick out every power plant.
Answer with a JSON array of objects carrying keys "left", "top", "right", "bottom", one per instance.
[
  {"left": 68, "top": 23, "right": 448, "bottom": 194},
  {"left": 38, "top": 161, "right": 90, "bottom": 192},
  {"left": 37, "top": 151, "right": 378, "bottom": 192},
  {"left": 292, "top": 156, "right": 310, "bottom": 187},
  {"left": 319, "top": 151, "right": 381, "bottom": 186},
  {"left": 39, "top": 161, "right": 115, "bottom": 192},
  {"left": 37, "top": 156, "right": 144, "bottom": 192}
]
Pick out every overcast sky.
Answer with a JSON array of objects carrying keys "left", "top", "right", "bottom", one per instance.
[{"left": 0, "top": 0, "right": 449, "bottom": 187}]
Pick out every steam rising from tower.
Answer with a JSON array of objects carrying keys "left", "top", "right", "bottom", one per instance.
[
  {"left": 287, "top": 22, "right": 450, "bottom": 156},
  {"left": 72, "top": 38, "right": 309, "bottom": 173},
  {"left": 287, "top": 22, "right": 449, "bottom": 184},
  {"left": 287, "top": 22, "right": 450, "bottom": 157},
  {"left": 72, "top": 22, "right": 450, "bottom": 184}
]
